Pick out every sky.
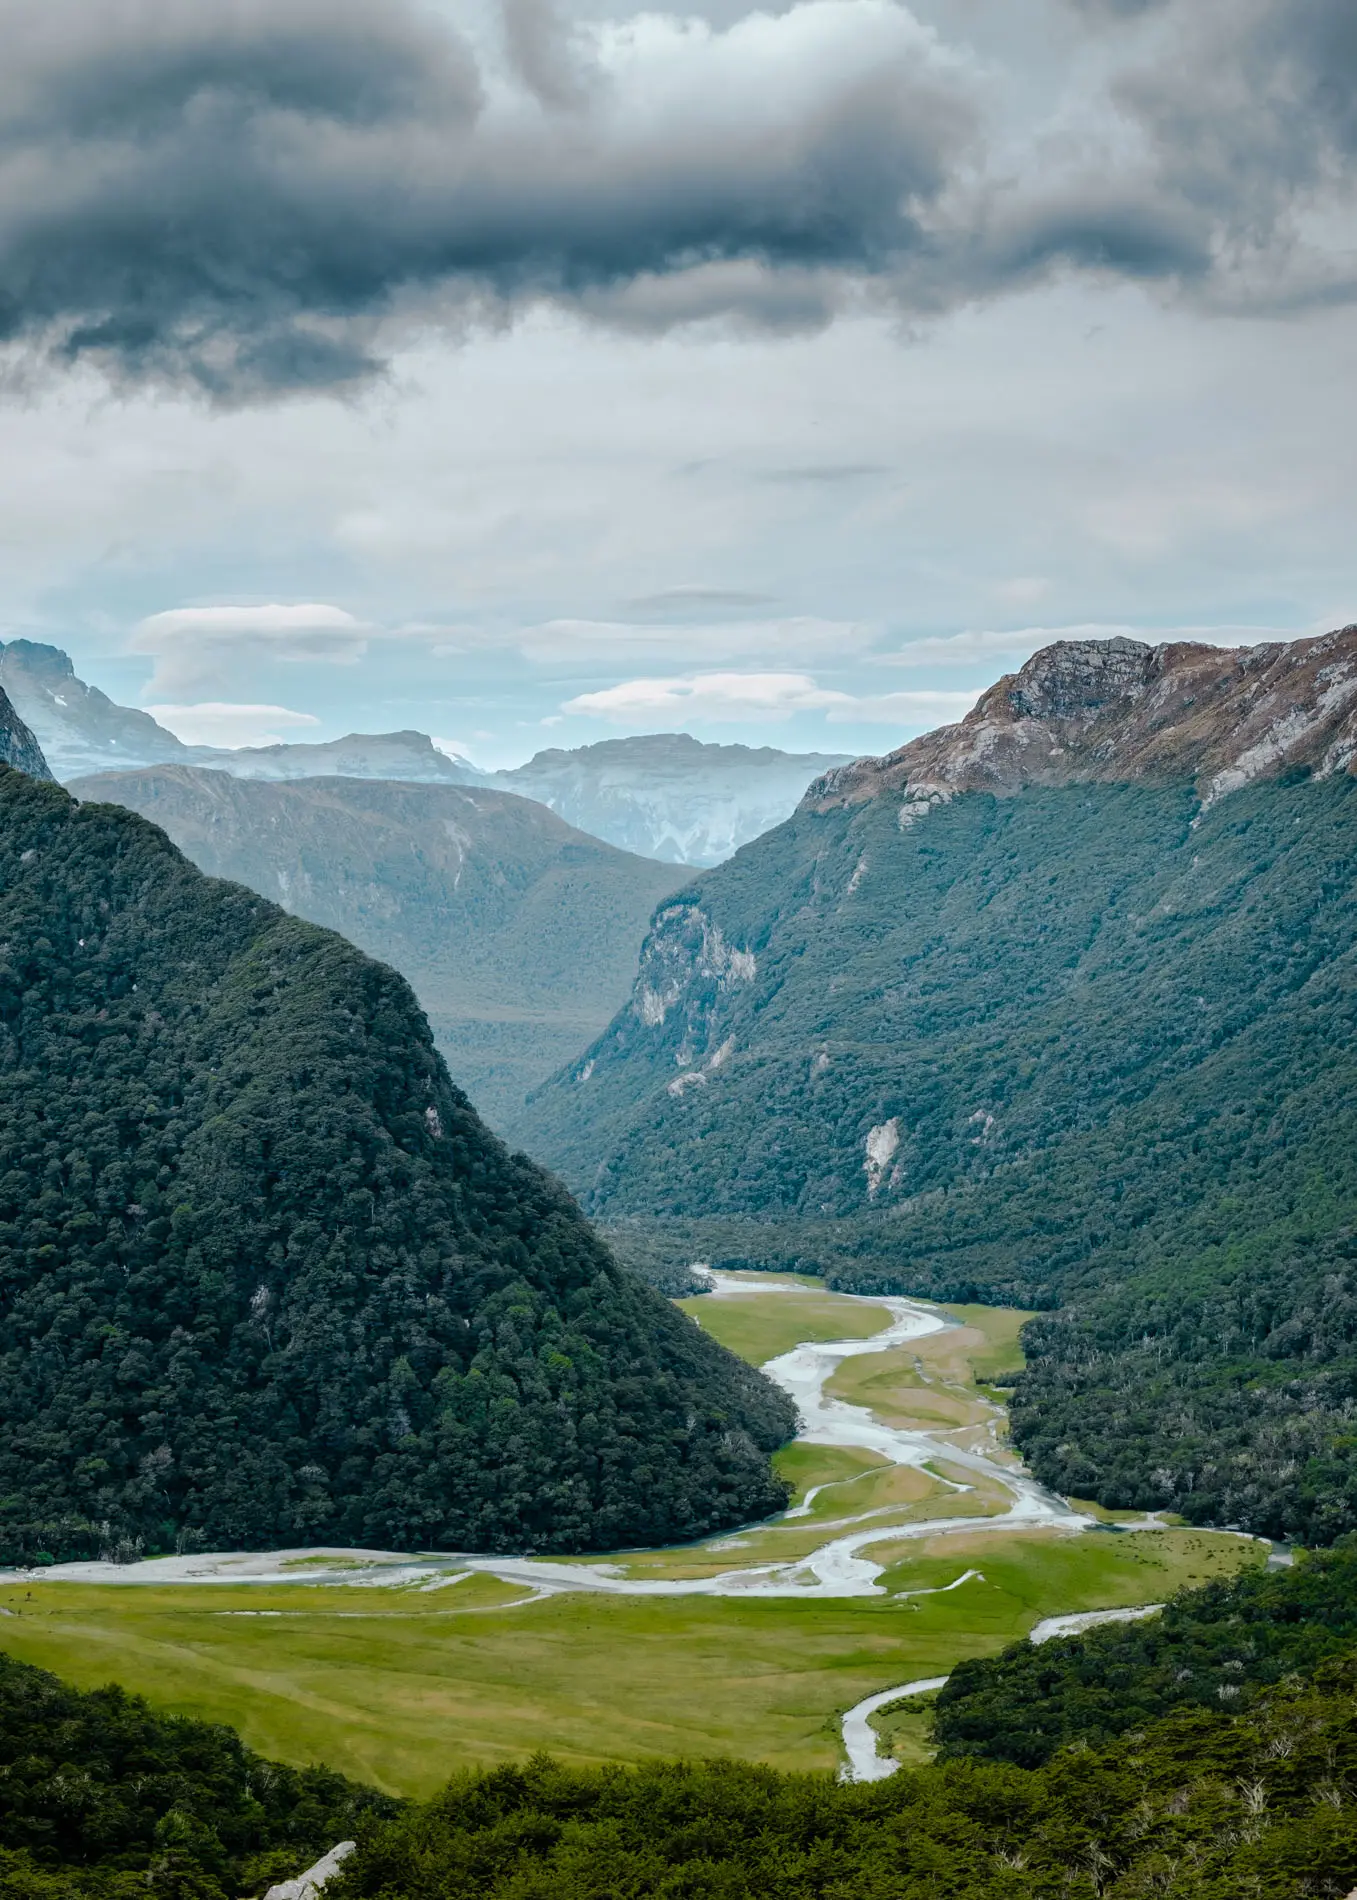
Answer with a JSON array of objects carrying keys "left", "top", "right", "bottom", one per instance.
[{"left": 0, "top": 0, "right": 1353, "bottom": 768}]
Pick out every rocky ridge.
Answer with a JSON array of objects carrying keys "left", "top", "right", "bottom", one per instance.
[
  {"left": 492, "top": 733, "right": 853, "bottom": 866},
  {"left": 0, "top": 685, "right": 52, "bottom": 780},
  {"left": 0, "top": 642, "right": 478, "bottom": 786},
  {"left": 808, "top": 627, "right": 1357, "bottom": 813}
]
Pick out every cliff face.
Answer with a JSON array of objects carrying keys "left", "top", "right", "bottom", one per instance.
[
  {"left": 808, "top": 627, "right": 1357, "bottom": 812},
  {"left": 0, "top": 686, "right": 54, "bottom": 780}
]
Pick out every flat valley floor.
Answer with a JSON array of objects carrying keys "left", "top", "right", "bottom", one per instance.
[{"left": 0, "top": 1276, "right": 1262, "bottom": 1793}]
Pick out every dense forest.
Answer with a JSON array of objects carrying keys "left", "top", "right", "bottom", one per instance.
[
  {"left": 0, "top": 765, "right": 793, "bottom": 1564},
  {"left": 522, "top": 774, "right": 1357, "bottom": 1540},
  {"left": 0, "top": 1648, "right": 394, "bottom": 1897},
  {"left": 70, "top": 766, "right": 685, "bottom": 1123},
  {"left": 932, "top": 1537, "right": 1357, "bottom": 1767},
  {"left": 9, "top": 1547, "right": 1357, "bottom": 1897}
]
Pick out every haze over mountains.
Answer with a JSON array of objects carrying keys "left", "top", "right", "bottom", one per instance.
[
  {"left": 2, "top": 642, "right": 844, "bottom": 867},
  {"left": 522, "top": 627, "right": 1357, "bottom": 1545},
  {"left": 491, "top": 734, "right": 854, "bottom": 867},
  {"left": 71, "top": 766, "right": 685, "bottom": 1123}
]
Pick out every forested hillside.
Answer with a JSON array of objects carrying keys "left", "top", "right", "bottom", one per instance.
[
  {"left": 71, "top": 766, "right": 684, "bottom": 1122},
  {"left": 0, "top": 1650, "right": 393, "bottom": 1897},
  {"left": 8, "top": 1603, "right": 1357, "bottom": 1896},
  {"left": 0, "top": 765, "right": 792, "bottom": 1564},
  {"left": 521, "top": 632, "right": 1357, "bottom": 1540}
]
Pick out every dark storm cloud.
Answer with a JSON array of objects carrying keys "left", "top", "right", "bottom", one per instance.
[
  {"left": 0, "top": 0, "right": 1353, "bottom": 401},
  {"left": 0, "top": 0, "right": 980, "bottom": 398}
]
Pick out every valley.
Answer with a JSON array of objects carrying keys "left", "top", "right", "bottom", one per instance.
[{"left": 0, "top": 1274, "right": 1259, "bottom": 1792}]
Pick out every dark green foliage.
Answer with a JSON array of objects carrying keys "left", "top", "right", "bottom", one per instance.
[
  {"left": 70, "top": 767, "right": 687, "bottom": 1125},
  {"left": 334, "top": 1668, "right": 1357, "bottom": 1898},
  {"left": 523, "top": 777, "right": 1357, "bottom": 1539},
  {"left": 0, "top": 1648, "right": 394, "bottom": 1897},
  {"left": 0, "top": 767, "right": 792, "bottom": 1561},
  {"left": 932, "top": 1538, "right": 1357, "bottom": 1768}
]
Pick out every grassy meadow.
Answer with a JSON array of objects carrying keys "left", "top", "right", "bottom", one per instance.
[{"left": 0, "top": 1278, "right": 1263, "bottom": 1791}]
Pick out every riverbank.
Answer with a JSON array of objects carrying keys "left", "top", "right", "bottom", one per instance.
[{"left": 0, "top": 1274, "right": 1262, "bottom": 1788}]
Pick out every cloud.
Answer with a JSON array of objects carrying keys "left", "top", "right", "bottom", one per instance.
[
  {"left": 562, "top": 669, "right": 976, "bottom": 724},
  {"left": 563, "top": 671, "right": 845, "bottom": 721},
  {"left": 131, "top": 602, "right": 367, "bottom": 696},
  {"left": 620, "top": 587, "right": 779, "bottom": 616},
  {"left": 146, "top": 700, "right": 320, "bottom": 747},
  {"left": 0, "top": 0, "right": 979, "bottom": 399},
  {"left": 514, "top": 615, "right": 861, "bottom": 667},
  {"left": 0, "top": 0, "right": 1349, "bottom": 402},
  {"left": 823, "top": 688, "right": 979, "bottom": 725},
  {"left": 756, "top": 463, "right": 892, "bottom": 485},
  {"left": 884, "top": 628, "right": 1054, "bottom": 667}
]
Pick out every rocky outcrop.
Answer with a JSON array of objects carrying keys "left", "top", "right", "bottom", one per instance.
[
  {"left": 807, "top": 627, "right": 1357, "bottom": 812},
  {"left": 263, "top": 1841, "right": 355, "bottom": 1900},
  {"left": 0, "top": 685, "right": 53, "bottom": 780}
]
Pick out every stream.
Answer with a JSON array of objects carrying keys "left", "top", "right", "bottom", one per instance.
[{"left": 0, "top": 1272, "right": 1161, "bottom": 1780}]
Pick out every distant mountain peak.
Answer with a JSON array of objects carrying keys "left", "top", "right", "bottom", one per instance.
[
  {"left": 808, "top": 626, "right": 1357, "bottom": 812},
  {"left": 494, "top": 732, "right": 854, "bottom": 866}
]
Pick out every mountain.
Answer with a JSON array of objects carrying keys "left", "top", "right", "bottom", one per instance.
[
  {"left": 489, "top": 734, "right": 853, "bottom": 866},
  {"left": 0, "top": 640, "right": 195, "bottom": 779},
  {"left": 0, "top": 684, "right": 52, "bottom": 780},
  {"left": 208, "top": 730, "right": 478, "bottom": 783},
  {"left": 0, "top": 763, "right": 793, "bottom": 1566},
  {"left": 3, "top": 648, "right": 846, "bottom": 867},
  {"left": 521, "top": 627, "right": 1357, "bottom": 1543},
  {"left": 68, "top": 767, "right": 686, "bottom": 1124},
  {"left": 0, "top": 641, "right": 479, "bottom": 786}
]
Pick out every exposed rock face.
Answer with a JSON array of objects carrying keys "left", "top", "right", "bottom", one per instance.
[
  {"left": 808, "top": 627, "right": 1357, "bottom": 812},
  {"left": 0, "top": 685, "right": 53, "bottom": 780}
]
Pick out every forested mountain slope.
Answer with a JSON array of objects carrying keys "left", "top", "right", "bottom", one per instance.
[
  {"left": 521, "top": 629, "right": 1357, "bottom": 1541},
  {"left": 0, "top": 765, "right": 792, "bottom": 1565},
  {"left": 70, "top": 767, "right": 685, "bottom": 1122}
]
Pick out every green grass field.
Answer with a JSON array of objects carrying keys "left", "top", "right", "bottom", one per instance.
[
  {"left": 0, "top": 1527, "right": 1261, "bottom": 1795},
  {"left": 676, "top": 1284, "right": 892, "bottom": 1365},
  {"left": 0, "top": 1281, "right": 1264, "bottom": 1791}
]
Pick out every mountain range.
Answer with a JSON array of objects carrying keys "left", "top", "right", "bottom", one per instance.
[
  {"left": 69, "top": 765, "right": 686, "bottom": 1123},
  {"left": 491, "top": 734, "right": 853, "bottom": 866},
  {"left": 0, "top": 641, "right": 476, "bottom": 786},
  {"left": 0, "top": 642, "right": 847, "bottom": 866},
  {"left": 520, "top": 626, "right": 1357, "bottom": 1544}
]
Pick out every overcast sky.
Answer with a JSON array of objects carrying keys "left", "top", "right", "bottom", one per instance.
[{"left": 0, "top": 0, "right": 1352, "bottom": 766}]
